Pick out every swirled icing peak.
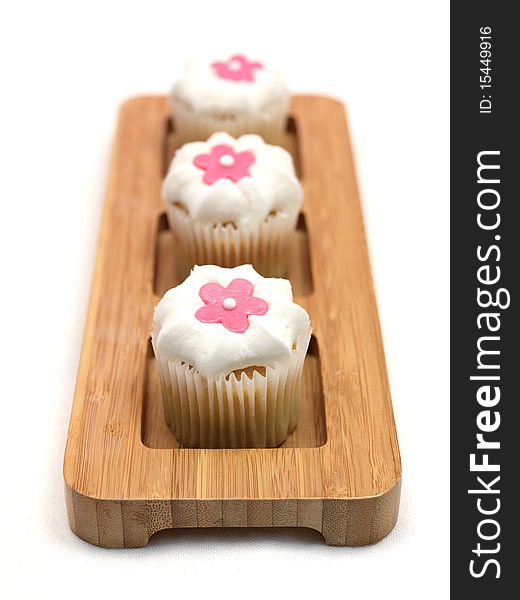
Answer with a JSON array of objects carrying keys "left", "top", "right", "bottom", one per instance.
[
  {"left": 152, "top": 265, "right": 310, "bottom": 377},
  {"left": 162, "top": 132, "right": 302, "bottom": 227},
  {"left": 171, "top": 55, "right": 288, "bottom": 117}
]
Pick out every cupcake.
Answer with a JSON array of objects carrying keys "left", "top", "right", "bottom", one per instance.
[
  {"left": 170, "top": 54, "right": 289, "bottom": 144},
  {"left": 151, "top": 264, "right": 311, "bottom": 448},
  {"left": 162, "top": 132, "right": 302, "bottom": 279}
]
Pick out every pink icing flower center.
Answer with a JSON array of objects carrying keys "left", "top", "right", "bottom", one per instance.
[
  {"left": 211, "top": 54, "right": 263, "bottom": 82},
  {"left": 195, "top": 278, "right": 268, "bottom": 333},
  {"left": 193, "top": 144, "right": 255, "bottom": 185}
]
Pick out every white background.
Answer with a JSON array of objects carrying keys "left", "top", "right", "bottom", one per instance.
[{"left": 0, "top": 1, "right": 449, "bottom": 598}]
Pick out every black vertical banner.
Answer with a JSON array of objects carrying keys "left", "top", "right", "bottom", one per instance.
[{"left": 451, "top": 2, "right": 519, "bottom": 596}]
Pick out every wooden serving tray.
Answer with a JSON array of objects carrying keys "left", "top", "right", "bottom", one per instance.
[{"left": 64, "top": 95, "right": 401, "bottom": 547}]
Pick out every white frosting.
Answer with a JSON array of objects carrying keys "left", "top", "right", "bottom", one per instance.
[
  {"left": 152, "top": 265, "right": 311, "bottom": 378},
  {"left": 162, "top": 132, "right": 302, "bottom": 226},
  {"left": 171, "top": 55, "right": 289, "bottom": 118}
]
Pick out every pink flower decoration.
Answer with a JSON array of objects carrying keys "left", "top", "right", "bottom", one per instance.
[
  {"left": 193, "top": 144, "right": 255, "bottom": 185},
  {"left": 195, "top": 278, "right": 268, "bottom": 334},
  {"left": 211, "top": 54, "right": 263, "bottom": 82}
]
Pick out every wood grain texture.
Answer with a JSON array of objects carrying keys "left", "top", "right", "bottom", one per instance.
[{"left": 63, "top": 95, "right": 401, "bottom": 548}]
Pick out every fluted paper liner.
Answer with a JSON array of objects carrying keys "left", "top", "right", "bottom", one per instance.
[
  {"left": 167, "top": 205, "right": 299, "bottom": 279},
  {"left": 152, "top": 330, "right": 311, "bottom": 448},
  {"left": 171, "top": 96, "right": 286, "bottom": 146}
]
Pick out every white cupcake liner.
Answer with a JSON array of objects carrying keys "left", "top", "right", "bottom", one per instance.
[
  {"left": 151, "top": 330, "right": 311, "bottom": 448},
  {"left": 170, "top": 95, "right": 287, "bottom": 146},
  {"left": 166, "top": 205, "right": 299, "bottom": 279}
]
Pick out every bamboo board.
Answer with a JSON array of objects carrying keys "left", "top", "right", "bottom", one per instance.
[{"left": 63, "top": 95, "right": 402, "bottom": 547}]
